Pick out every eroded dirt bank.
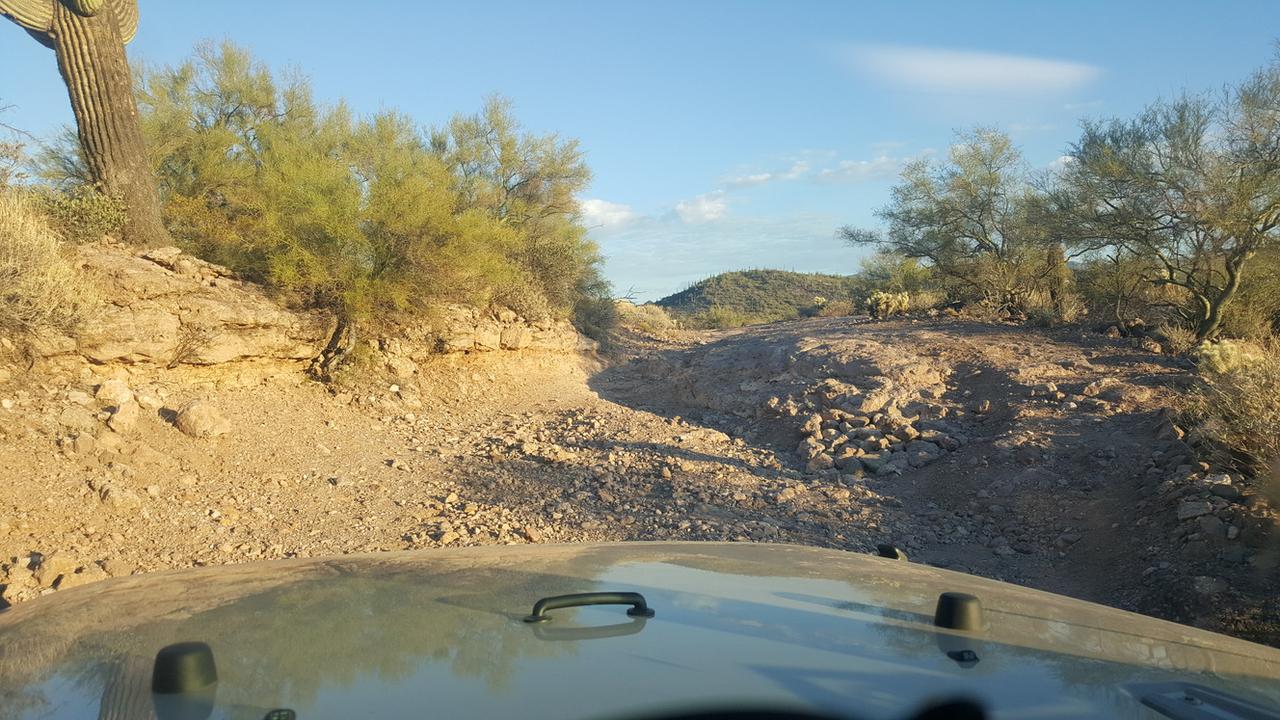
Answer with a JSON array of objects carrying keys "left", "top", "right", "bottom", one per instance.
[{"left": 1, "top": 316, "right": 1276, "bottom": 645}]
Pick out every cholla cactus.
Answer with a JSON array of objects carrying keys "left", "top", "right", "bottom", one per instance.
[
  {"left": 1193, "top": 340, "right": 1266, "bottom": 376},
  {"left": 811, "top": 295, "right": 828, "bottom": 307},
  {"left": 866, "top": 290, "right": 910, "bottom": 319}
]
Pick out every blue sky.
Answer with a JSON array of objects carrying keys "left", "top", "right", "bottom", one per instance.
[{"left": 2, "top": 1, "right": 1277, "bottom": 300}]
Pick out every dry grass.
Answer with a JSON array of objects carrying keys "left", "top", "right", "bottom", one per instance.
[
  {"left": 1185, "top": 339, "right": 1280, "bottom": 474},
  {"left": 1157, "top": 323, "right": 1199, "bottom": 355},
  {"left": 815, "top": 299, "right": 855, "bottom": 317},
  {"left": 907, "top": 289, "right": 947, "bottom": 313},
  {"left": 0, "top": 190, "right": 98, "bottom": 337},
  {"left": 615, "top": 301, "right": 678, "bottom": 335}
]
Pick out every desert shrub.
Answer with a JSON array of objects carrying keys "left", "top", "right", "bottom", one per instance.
[
  {"left": 615, "top": 301, "right": 677, "bottom": 334},
  {"left": 1023, "top": 288, "right": 1085, "bottom": 326},
  {"left": 1075, "top": 251, "right": 1186, "bottom": 327},
  {"left": 853, "top": 251, "right": 937, "bottom": 294},
  {"left": 1184, "top": 340, "right": 1280, "bottom": 473},
  {"left": 34, "top": 186, "right": 127, "bottom": 243},
  {"left": 0, "top": 191, "right": 97, "bottom": 335},
  {"left": 842, "top": 131, "right": 1074, "bottom": 314},
  {"left": 1157, "top": 323, "right": 1200, "bottom": 355},
  {"left": 798, "top": 295, "right": 829, "bottom": 318},
  {"left": 907, "top": 289, "right": 946, "bottom": 313},
  {"left": 693, "top": 305, "right": 757, "bottom": 329},
  {"left": 1056, "top": 292, "right": 1086, "bottom": 324},
  {"left": 572, "top": 295, "right": 616, "bottom": 344},
  {"left": 1025, "top": 307, "right": 1057, "bottom": 328},
  {"left": 569, "top": 266, "right": 617, "bottom": 343},
  {"left": 0, "top": 139, "right": 24, "bottom": 188},
  {"left": 816, "top": 299, "right": 855, "bottom": 317},
  {"left": 1221, "top": 250, "right": 1280, "bottom": 339},
  {"left": 866, "top": 290, "right": 909, "bottom": 319}
]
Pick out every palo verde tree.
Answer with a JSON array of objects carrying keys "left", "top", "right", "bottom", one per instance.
[
  {"left": 840, "top": 128, "right": 1064, "bottom": 313},
  {"left": 0, "top": 0, "right": 168, "bottom": 245},
  {"left": 1054, "top": 57, "right": 1280, "bottom": 342},
  {"left": 129, "top": 44, "right": 607, "bottom": 376},
  {"left": 432, "top": 96, "right": 598, "bottom": 316}
]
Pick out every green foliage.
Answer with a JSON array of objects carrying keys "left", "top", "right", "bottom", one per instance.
[
  {"left": 571, "top": 267, "right": 617, "bottom": 343},
  {"left": 0, "top": 189, "right": 98, "bottom": 337},
  {"left": 691, "top": 304, "right": 763, "bottom": 330},
  {"left": 841, "top": 128, "right": 1064, "bottom": 312},
  {"left": 851, "top": 250, "right": 937, "bottom": 296},
  {"left": 1055, "top": 56, "right": 1280, "bottom": 341},
  {"left": 815, "top": 299, "right": 855, "bottom": 317},
  {"left": 614, "top": 301, "right": 678, "bottom": 335},
  {"left": 907, "top": 289, "right": 947, "bottom": 312},
  {"left": 125, "top": 41, "right": 604, "bottom": 335},
  {"left": 34, "top": 185, "right": 127, "bottom": 243},
  {"left": 1222, "top": 247, "right": 1280, "bottom": 339},
  {"left": 434, "top": 95, "right": 598, "bottom": 318},
  {"left": 1074, "top": 250, "right": 1168, "bottom": 324},
  {"left": 1185, "top": 340, "right": 1280, "bottom": 473},
  {"left": 658, "top": 269, "right": 859, "bottom": 325}
]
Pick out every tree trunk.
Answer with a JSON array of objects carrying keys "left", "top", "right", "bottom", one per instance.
[
  {"left": 309, "top": 315, "right": 356, "bottom": 381},
  {"left": 1194, "top": 251, "right": 1250, "bottom": 342},
  {"left": 51, "top": 1, "right": 167, "bottom": 246}
]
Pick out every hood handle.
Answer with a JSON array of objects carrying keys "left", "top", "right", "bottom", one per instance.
[{"left": 523, "top": 591, "right": 656, "bottom": 623}]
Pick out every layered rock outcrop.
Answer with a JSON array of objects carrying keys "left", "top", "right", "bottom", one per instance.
[
  {"left": 35, "top": 243, "right": 333, "bottom": 367},
  {"left": 25, "top": 243, "right": 591, "bottom": 371}
]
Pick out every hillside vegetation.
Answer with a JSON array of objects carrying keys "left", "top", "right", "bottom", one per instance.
[
  {"left": 27, "top": 41, "right": 611, "bottom": 372},
  {"left": 657, "top": 269, "right": 860, "bottom": 327}
]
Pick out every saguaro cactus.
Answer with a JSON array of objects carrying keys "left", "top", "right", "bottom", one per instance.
[{"left": 1, "top": 0, "right": 168, "bottom": 246}]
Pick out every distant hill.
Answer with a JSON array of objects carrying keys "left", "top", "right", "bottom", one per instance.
[{"left": 656, "top": 269, "right": 858, "bottom": 323}]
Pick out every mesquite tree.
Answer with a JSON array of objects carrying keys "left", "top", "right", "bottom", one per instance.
[
  {"left": 1054, "top": 60, "right": 1280, "bottom": 341},
  {"left": 0, "top": 0, "right": 168, "bottom": 245},
  {"left": 840, "top": 128, "right": 1061, "bottom": 313}
]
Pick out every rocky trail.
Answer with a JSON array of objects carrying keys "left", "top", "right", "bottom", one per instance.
[{"left": 1, "top": 289, "right": 1277, "bottom": 644}]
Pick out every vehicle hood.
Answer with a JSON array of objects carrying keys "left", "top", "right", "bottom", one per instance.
[{"left": 0, "top": 542, "right": 1277, "bottom": 719}]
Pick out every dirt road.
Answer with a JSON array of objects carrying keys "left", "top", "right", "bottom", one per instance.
[{"left": 0, "top": 316, "right": 1274, "bottom": 643}]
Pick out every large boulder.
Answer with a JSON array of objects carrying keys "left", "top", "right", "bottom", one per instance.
[{"left": 174, "top": 400, "right": 231, "bottom": 438}]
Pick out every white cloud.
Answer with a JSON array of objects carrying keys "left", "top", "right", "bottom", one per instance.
[
  {"left": 675, "top": 191, "right": 728, "bottom": 223},
  {"left": 779, "top": 160, "right": 810, "bottom": 180},
  {"left": 847, "top": 44, "right": 1101, "bottom": 95},
  {"left": 1047, "top": 155, "right": 1075, "bottom": 172},
  {"left": 579, "top": 198, "right": 637, "bottom": 228},
  {"left": 816, "top": 154, "right": 910, "bottom": 183},
  {"left": 724, "top": 172, "right": 774, "bottom": 188}
]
